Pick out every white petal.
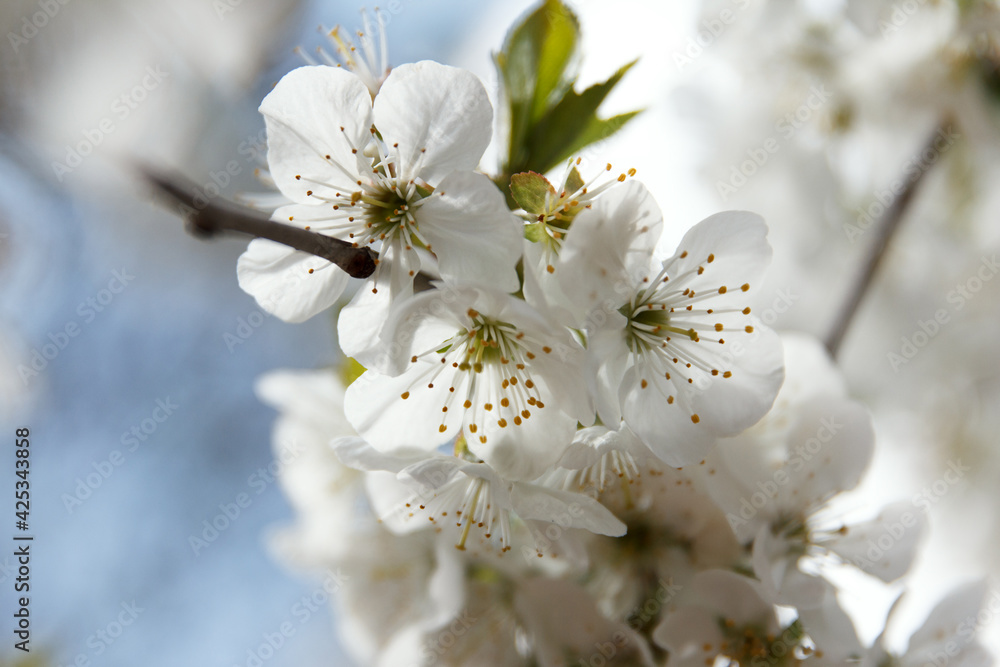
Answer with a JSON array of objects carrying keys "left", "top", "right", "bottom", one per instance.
[
  {"left": 372, "top": 285, "right": 473, "bottom": 374},
  {"left": 778, "top": 397, "right": 875, "bottom": 511},
  {"left": 332, "top": 436, "right": 428, "bottom": 474},
  {"left": 398, "top": 456, "right": 466, "bottom": 492},
  {"left": 795, "top": 578, "right": 864, "bottom": 661},
  {"left": 467, "top": 397, "right": 577, "bottom": 482},
  {"left": 685, "top": 322, "right": 785, "bottom": 436},
  {"left": 663, "top": 211, "right": 772, "bottom": 296},
  {"left": 511, "top": 482, "right": 627, "bottom": 536},
  {"left": 417, "top": 171, "right": 522, "bottom": 292},
  {"left": 653, "top": 607, "right": 725, "bottom": 661},
  {"left": 260, "top": 65, "right": 372, "bottom": 203},
  {"left": 619, "top": 365, "right": 716, "bottom": 467},
  {"left": 374, "top": 61, "right": 492, "bottom": 183},
  {"left": 254, "top": 368, "right": 346, "bottom": 428},
  {"left": 828, "top": 501, "right": 925, "bottom": 582},
  {"left": 344, "top": 369, "right": 462, "bottom": 451},
  {"left": 556, "top": 424, "right": 649, "bottom": 471},
  {"left": 776, "top": 332, "right": 848, "bottom": 402},
  {"left": 587, "top": 315, "right": 630, "bottom": 426},
  {"left": 236, "top": 238, "right": 348, "bottom": 322},
  {"left": 908, "top": 580, "right": 989, "bottom": 652},
  {"left": 337, "top": 271, "right": 402, "bottom": 370},
  {"left": 558, "top": 180, "right": 663, "bottom": 310}
]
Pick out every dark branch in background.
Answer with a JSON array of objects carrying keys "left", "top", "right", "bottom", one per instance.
[
  {"left": 824, "top": 119, "right": 952, "bottom": 359},
  {"left": 141, "top": 168, "right": 379, "bottom": 278}
]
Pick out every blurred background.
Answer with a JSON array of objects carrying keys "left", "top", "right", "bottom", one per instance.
[{"left": 0, "top": 0, "right": 997, "bottom": 665}]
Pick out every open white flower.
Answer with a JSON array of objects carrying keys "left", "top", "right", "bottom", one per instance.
[
  {"left": 335, "top": 437, "right": 626, "bottom": 553},
  {"left": 237, "top": 61, "right": 522, "bottom": 323},
  {"left": 344, "top": 286, "right": 592, "bottom": 480},
  {"left": 705, "top": 335, "right": 924, "bottom": 604},
  {"left": 563, "top": 209, "right": 784, "bottom": 466}
]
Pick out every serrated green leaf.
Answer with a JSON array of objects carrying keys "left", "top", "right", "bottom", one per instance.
[{"left": 510, "top": 171, "right": 555, "bottom": 214}]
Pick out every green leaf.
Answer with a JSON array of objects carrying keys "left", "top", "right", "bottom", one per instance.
[
  {"left": 553, "top": 110, "right": 642, "bottom": 168},
  {"left": 510, "top": 171, "right": 555, "bottom": 214},
  {"left": 524, "top": 60, "right": 642, "bottom": 174},
  {"left": 495, "top": 0, "right": 581, "bottom": 176}
]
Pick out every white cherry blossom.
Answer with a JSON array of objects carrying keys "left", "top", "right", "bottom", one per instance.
[
  {"left": 238, "top": 61, "right": 522, "bottom": 323},
  {"left": 344, "top": 285, "right": 592, "bottom": 481},
  {"left": 334, "top": 437, "right": 626, "bottom": 553},
  {"left": 705, "top": 335, "right": 925, "bottom": 603},
  {"left": 563, "top": 209, "right": 785, "bottom": 466}
]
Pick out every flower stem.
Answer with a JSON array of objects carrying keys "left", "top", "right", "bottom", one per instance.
[{"left": 824, "top": 119, "right": 951, "bottom": 359}]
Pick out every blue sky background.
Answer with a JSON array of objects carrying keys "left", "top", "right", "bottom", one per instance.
[{"left": 0, "top": 1, "right": 499, "bottom": 665}]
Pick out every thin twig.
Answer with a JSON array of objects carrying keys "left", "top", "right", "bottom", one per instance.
[
  {"left": 142, "top": 167, "right": 378, "bottom": 279},
  {"left": 824, "top": 119, "right": 953, "bottom": 359}
]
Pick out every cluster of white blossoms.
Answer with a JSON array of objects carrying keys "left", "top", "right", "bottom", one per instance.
[{"left": 235, "top": 8, "right": 997, "bottom": 667}]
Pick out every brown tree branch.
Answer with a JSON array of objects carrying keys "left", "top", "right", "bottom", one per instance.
[
  {"left": 142, "top": 167, "right": 378, "bottom": 279},
  {"left": 824, "top": 119, "right": 953, "bottom": 359}
]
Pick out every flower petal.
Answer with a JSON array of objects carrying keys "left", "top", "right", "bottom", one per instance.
[
  {"left": 685, "top": 322, "right": 785, "bottom": 436},
  {"left": 374, "top": 61, "right": 492, "bottom": 184},
  {"left": 236, "top": 238, "right": 348, "bottom": 322},
  {"left": 663, "top": 210, "right": 772, "bottom": 296},
  {"left": 511, "top": 482, "right": 626, "bottom": 536},
  {"left": 827, "top": 501, "right": 925, "bottom": 582},
  {"left": 260, "top": 65, "right": 372, "bottom": 203},
  {"left": 558, "top": 180, "right": 663, "bottom": 310},
  {"left": 417, "top": 171, "right": 522, "bottom": 292}
]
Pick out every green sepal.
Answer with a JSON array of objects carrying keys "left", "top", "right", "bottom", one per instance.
[{"left": 510, "top": 171, "right": 555, "bottom": 214}]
